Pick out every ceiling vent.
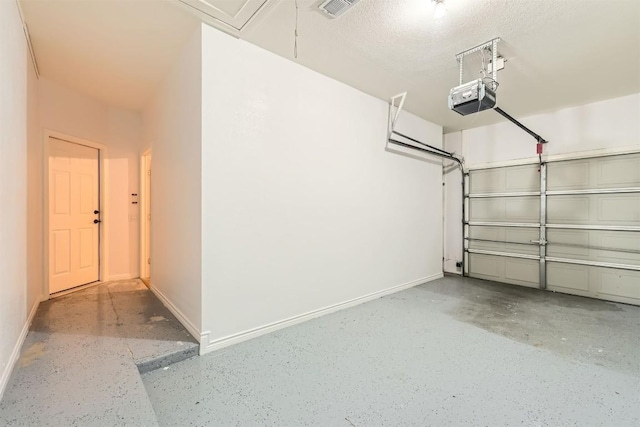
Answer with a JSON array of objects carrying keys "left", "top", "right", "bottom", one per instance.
[{"left": 318, "top": 0, "right": 360, "bottom": 18}]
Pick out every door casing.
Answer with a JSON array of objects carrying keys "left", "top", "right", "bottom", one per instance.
[{"left": 140, "top": 149, "right": 151, "bottom": 284}]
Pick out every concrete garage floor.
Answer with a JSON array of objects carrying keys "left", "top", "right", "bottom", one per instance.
[
  {"left": 1, "top": 276, "right": 639, "bottom": 426},
  {"left": 143, "top": 276, "right": 640, "bottom": 426}
]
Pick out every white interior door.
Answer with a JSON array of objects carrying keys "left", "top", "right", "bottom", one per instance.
[{"left": 49, "top": 137, "right": 100, "bottom": 293}]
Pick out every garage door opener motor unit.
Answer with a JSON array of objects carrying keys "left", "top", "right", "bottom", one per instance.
[
  {"left": 449, "top": 79, "right": 496, "bottom": 115},
  {"left": 449, "top": 38, "right": 500, "bottom": 116},
  {"left": 449, "top": 38, "right": 548, "bottom": 156}
]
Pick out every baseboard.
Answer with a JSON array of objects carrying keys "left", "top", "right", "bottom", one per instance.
[
  {"left": 107, "top": 273, "right": 137, "bottom": 281},
  {"left": 149, "top": 285, "right": 201, "bottom": 344},
  {"left": 200, "top": 273, "right": 443, "bottom": 355},
  {"left": 0, "top": 296, "right": 41, "bottom": 401}
]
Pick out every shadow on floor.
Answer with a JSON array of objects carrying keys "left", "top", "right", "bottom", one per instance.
[{"left": 410, "top": 275, "right": 639, "bottom": 375}]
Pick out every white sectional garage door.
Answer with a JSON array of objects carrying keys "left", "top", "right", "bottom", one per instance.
[{"left": 464, "top": 152, "right": 640, "bottom": 306}]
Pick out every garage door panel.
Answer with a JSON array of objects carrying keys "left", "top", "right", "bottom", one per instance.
[
  {"left": 504, "top": 166, "right": 540, "bottom": 192},
  {"left": 597, "top": 268, "right": 640, "bottom": 301},
  {"left": 469, "top": 241, "right": 538, "bottom": 256},
  {"left": 470, "top": 197, "right": 539, "bottom": 223},
  {"left": 547, "top": 263, "right": 590, "bottom": 292},
  {"left": 470, "top": 164, "right": 540, "bottom": 194},
  {"left": 547, "top": 196, "right": 589, "bottom": 222},
  {"left": 469, "top": 253, "right": 538, "bottom": 288},
  {"left": 546, "top": 263, "right": 639, "bottom": 304},
  {"left": 506, "top": 228, "right": 539, "bottom": 244},
  {"left": 468, "top": 226, "right": 538, "bottom": 255},
  {"left": 547, "top": 153, "right": 640, "bottom": 190},
  {"left": 504, "top": 228, "right": 539, "bottom": 255},
  {"left": 505, "top": 197, "right": 539, "bottom": 221},
  {"left": 599, "top": 155, "right": 640, "bottom": 187},
  {"left": 470, "top": 198, "right": 505, "bottom": 221},
  {"left": 470, "top": 253, "right": 501, "bottom": 278},
  {"left": 547, "top": 193, "right": 640, "bottom": 225},
  {"left": 468, "top": 226, "right": 503, "bottom": 252},
  {"left": 469, "top": 226, "right": 538, "bottom": 244},
  {"left": 599, "top": 233, "right": 640, "bottom": 264},
  {"left": 469, "top": 226, "right": 503, "bottom": 241},
  {"left": 598, "top": 194, "right": 640, "bottom": 223},
  {"left": 546, "top": 229, "right": 590, "bottom": 257},
  {"left": 595, "top": 248, "right": 640, "bottom": 265},
  {"left": 547, "top": 161, "right": 589, "bottom": 190},
  {"left": 547, "top": 230, "right": 640, "bottom": 265},
  {"left": 505, "top": 259, "right": 538, "bottom": 286},
  {"left": 470, "top": 169, "right": 503, "bottom": 194}
]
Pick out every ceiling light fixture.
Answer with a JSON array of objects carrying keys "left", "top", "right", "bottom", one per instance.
[{"left": 432, "top": 0, "right": 447, "bottom": 19}]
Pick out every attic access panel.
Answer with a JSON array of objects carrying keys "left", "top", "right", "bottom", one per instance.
[{"left": 177, "top": 0, "right": 273, "bottom": 33}]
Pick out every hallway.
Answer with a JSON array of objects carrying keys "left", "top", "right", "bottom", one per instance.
[{"left": 0, "top": 280, "right": 198, "bottom": 426}]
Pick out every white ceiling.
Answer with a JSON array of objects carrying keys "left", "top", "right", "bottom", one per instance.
[
  {"left": 21, "top": 0, "right": 640, "bottom": 132},
  {"left": 20, "top": 0, "right": 200, "bottom": 112}
]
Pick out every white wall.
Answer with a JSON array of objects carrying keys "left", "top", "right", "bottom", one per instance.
[
  {"left": 38, "top": 78, "right": 143, "bottom": 281},
  {"left": 26, "top": 35, "right": 42, "bottom": 317},
  {"left": 142, "top": 27, "right": 202, "bottom": 338},
  {"left": 443, "top": 94, "right": 640, "bottom": 273},
  {"left": 200, "top": 25, "right": 443, "bottom": 352},
  {"left": 460, "top": 94, "right": 640, "bottom": 166},
  {"left": 0, "top": 0, "right": 28, "bottom": 399}
]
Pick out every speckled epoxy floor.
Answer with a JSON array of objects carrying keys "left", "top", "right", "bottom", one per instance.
[
  {"left": 143, "top": 276, "right": 640, "bottom": 426},
  {"left": 0, "top": 279, "right": 198, "bottom": 426},
  {"left": 1, "top": 276, "right": 639, "bottom": 426}
]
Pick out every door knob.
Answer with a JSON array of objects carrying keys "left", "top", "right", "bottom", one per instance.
[
  {"left": 93, "top": 219, "right": 101, "bottom": 224},
  {"left": 94, "top": 210, "right": 100, "bottom": 214}
]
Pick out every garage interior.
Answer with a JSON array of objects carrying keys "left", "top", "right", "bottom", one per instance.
[{"left": 1, "top": 0, "right": 639, "bottom": 425}]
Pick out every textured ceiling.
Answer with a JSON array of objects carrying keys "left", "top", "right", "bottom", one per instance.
[
  {"left": 20, "top": 0, "right": 640, "bottom": 131},
  {"left": 243, "top": 0, "right": 640, "bottom": 131}
]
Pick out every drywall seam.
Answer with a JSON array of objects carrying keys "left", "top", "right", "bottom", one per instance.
[
  {"left": 0, "top": 296, "right": 41, "bottom": 401},
  {"left": 149, "top": 285, "right": 201, "bottom": 343},
  {"left": 200, "top": 273, "right": 443, "bottom": 355}
]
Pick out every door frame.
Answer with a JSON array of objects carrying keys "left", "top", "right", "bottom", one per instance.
[
  {"left": 139, "top": 149, "right": 151, "bottom": 284},
  {"left": 43, "top": 129, "right": 109, "bottom": 299}
]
